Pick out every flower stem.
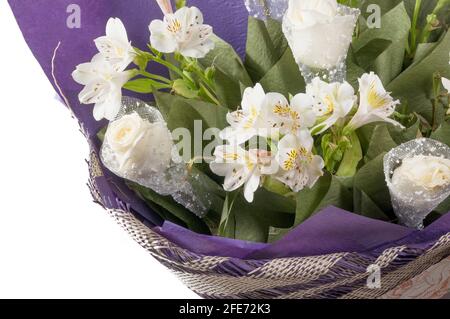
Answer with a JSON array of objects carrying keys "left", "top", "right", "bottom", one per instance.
[
  {"left": 410, "top": 0, "right": 422, "bottom": 56},
  {"left": 138, "top": 70, "right": 172, "bottom": 84}
]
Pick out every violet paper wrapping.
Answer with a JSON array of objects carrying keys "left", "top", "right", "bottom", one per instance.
[{"left": 8, "top": 0, "right": 450, "bottom": 260}]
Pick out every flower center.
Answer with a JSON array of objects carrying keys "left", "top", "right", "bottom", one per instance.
[
  {"left": 273, "top": 103, "right": 291, "bottom": 116},
  {"left": 167, "top": 18, "right": 182, "bottom": 33},
  {"left": 283, "top": 149, "right": 299, "bottom": 170},
  {"left": 367, "top": 83, "right": 389, "bottom": 109},
  {"left": 115, "top": 127, "right": 132, "bottom": 141}
]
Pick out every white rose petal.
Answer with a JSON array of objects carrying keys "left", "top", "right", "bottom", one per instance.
[
  {"left": 392, "top": 155, "right": 450, "bottom": 194},
  {"left": 283, "top": 0, "right": 358, "bottom": 69},
  {"left": 105, "top": 112, "right": 174, "bottom": 175}
]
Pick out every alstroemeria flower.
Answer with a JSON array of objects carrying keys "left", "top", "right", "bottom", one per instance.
[
  {"left": 72, "top": 54, "right": 133, "bottom": 121},
  {"left": 210, "top": 145, "right": 278, "bottom": 202},
  {"left": 149, "top": 6, "right": 214, "bottom": 58},
  {"left": 220, "top": 84, "right": 273, "bottom": 144},
  {"left": 276, "top": 131, "right": 325, "bottom": 192},
  {"left": 265, "top": 92, "right": 317, "bottom": 137},
  {"left": 94, "top": 18, "right": 136, "bottom": 71},
  {"left": 307, "top": 77, "right": 356, "bottom": 134},
  {"left": 348, "top": 72, "right": 403, "bottom": 130}
]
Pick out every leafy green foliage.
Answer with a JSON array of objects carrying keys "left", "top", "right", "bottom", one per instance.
[
  {"left": 218, "top": 188, "right": 295, "bottom": 242},
  {"left": 295, "top": 174, "right": 353, "bottom": 225},
  {"left": 128, "top": 182, "right": 211, "bottom": 234},
  {"left": 245, "top": 18, "right": 288, "bottom": 82}
]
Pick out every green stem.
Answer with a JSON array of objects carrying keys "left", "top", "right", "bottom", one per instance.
[
  {"left": 410, "top": 0, "right": 422, "bottom": 56},
  {"left": 149, "top": 54, "right": 185, "bottom": 79},
  {"left": 138, "top": 70, "right": 172, "bottom": 84},
  {"left": 199, "top": 83, "right": 220, "bottom": 105}
]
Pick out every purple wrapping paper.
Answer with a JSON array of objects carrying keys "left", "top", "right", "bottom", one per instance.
[{"left": 8, "top": 0, "right": 450, "bottom": 260}]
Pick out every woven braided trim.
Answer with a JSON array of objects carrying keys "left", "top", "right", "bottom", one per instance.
[
  {"left": 88, "top": 151, "right": 450, "bottom": 299},
  {"left": 106, "top": 208, "right": 450, "bottom": 299}
]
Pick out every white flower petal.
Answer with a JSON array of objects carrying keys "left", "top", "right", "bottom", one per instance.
[
  {"left": 241, "top": 84, "right": 266, "bottom": 113},
  {"left": 78, "top": 80, "right": 109, "bottom": 104},
  {"left": 276, "top": 132, "right": 324, "bottom": 192},
  {"left": 106, "top": 18, "right": 129, "bottom": 43},
  {"left": 349, "top": 72, "right": 402, "bottom": 130},
  {"left": 93, "top": 101, "right": 107, "bottom": 121},
  {"left": 442, "top": 77, "right": 450, "bottom": 92},
  {"left": 290, "top": 93, "right": 317, "bottom": 128},
  {"left": 149, "top": 19, "right": 178, "bottom": 53},
  {"left": 243, "top": 173, "right": 260, "bottom": 203},
  {"left": 305, "top": 155, "right": 325, "bottom": 188},
  {"left": 102, "top": 92, "right": 123, "bottom": 121}
]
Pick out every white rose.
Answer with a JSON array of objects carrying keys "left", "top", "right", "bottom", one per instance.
[
  {"left": 282, "top": 0, "right": 358, "bottom": 69},
  {"left": 105, "top": 112, "right": 174, "bottom": 174},
  {"left": 391, "top": 155, "right": 450, "bottom": 195}
]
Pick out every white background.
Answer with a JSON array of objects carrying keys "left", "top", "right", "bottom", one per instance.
[{"left": 0, "top": 2, "right": 198, "bottom": 299}]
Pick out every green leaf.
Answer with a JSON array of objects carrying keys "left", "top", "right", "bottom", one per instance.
[
  {"left": 353, "top": 188, "right": 391, "bottom": 221},
  {"left": 354, "top": 38, "right": 393, "bottom": 71},
  {"left": 430, "top": 120, "right": 450, "bottom": 146},
  {"left": 217, "top": 191, "right": 239, "bottom": 238},
  {"left": 354, "top": 153, "right": 393, "bottom": 215},
  {"left": 295, "top": 174, "right": 353, "bottom": 225},
  {"left": 154, "top": 91, "right": 228, "bottom": 130},
  {"left": 123, "top": 78, "right": 153, "bottom": 94},
  {"left": 336, "top": 132, "right": 363, "bottom": 177},
  {"left": 259, "top": 48, "right": 306, "bottom": 97},
  {"left": 413, "top": 42, "right": 439, "bottom": 65},
  {"left": 388, "top": 119, "right": 421, "bottom": 144},
  {"left": 127, "top": 182, "right": 211, "bottom": 234},
  {"left": 364, "top": 124, "right": 398, "bottom": 162},
  {"left": 347, "top": 46, "right": 367, "bottom": 89},
  {"left": 213, "top": 68, "right": 245, "bottom": 109},
  {"left": 219, "top": 188, "right": 295, "bottom": 242},
  {"left": 245, "top": 17, "right": 288, "bottom": 82},
  {"left": 200, "top": 35, "right": 253, "bottom": 87},
  {"left": 387, "top": 30, "right": 450, "bottom": 122},
  {"left": 353, "top": 2, "right": 411, "bottom": 84}
]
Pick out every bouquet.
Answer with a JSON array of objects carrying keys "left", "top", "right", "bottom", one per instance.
[{"left": 9, "top": 0, "right": 450, "bottom": 298}]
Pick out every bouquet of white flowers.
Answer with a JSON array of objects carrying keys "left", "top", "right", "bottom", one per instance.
[{"left": 9, "top": 0, "right": 450, "bottom": 298}]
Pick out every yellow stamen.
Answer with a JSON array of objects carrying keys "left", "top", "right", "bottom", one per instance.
[
  {"left": 167, "top": 19, "right": 182, "bottom": 33},
  {"left": 223, "top": 153, "right": 239, "bottom": 161},
  {"left": 283, "top": 149, "right": 298, "bottom": 170},
  {"left": 323, "top": 95, "right": 335, "bottom": 115},
  {"left": 243, "top": 106, "right": 258, "bottom": 129},
  {"left": 273, "top": 103, "right": 291, "bottom": 116}
]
